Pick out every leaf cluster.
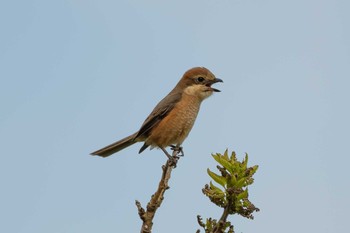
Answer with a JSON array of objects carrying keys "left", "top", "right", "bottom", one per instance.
[{"left": 198, "top": 150, "right": 259, "bottom": 233}]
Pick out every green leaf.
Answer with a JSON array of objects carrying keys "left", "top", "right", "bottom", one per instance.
[
  {"left": 212, "top": 154, "right": 223, "bottom": 166},
  {"left": 227, "top": 174, "right": 237, "bottom": 187},
  {"left": 242, "top": 153, "right": 249, "bottom": 169},
  {"left": 218, "top": 158, "right": 234, "bottom": 174},
  {"left": 236, "top": 177, "right": 246, "bottom": 188},
  {"left": 210, "top": 181, "right": 224, "bottom": 193},
  {"left": 237, "top": 189, "right": 248, "bottom": 200},
  {"left": 252, "top": 165, "right": 259, "bottom": 174},
  {"left": 207, "top": 169, "right": 226, "bottom": 187},
  {"left": 223, "top": 149, "right": 229, "bottom": 160}
]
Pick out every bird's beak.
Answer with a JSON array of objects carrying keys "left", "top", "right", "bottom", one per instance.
[{"left": 207, "top": 78, "right": 223, "bottom": 92}]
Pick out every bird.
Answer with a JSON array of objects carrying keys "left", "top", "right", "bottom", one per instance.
[{"left": 91, "top": 67, "right": 223, "bottom": 158}]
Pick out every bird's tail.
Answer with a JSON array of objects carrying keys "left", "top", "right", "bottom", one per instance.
[{"left": 91, "top": 132, "right": 138, "bottom": 157}]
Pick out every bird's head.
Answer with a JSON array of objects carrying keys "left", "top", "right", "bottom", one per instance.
[{"left": 177, "top": 67, "right": 223, "bottom": 100}]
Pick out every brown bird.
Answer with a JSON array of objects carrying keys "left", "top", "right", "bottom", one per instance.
[{"left": 91, "top": 67, "right": 222, "bottom": 158}]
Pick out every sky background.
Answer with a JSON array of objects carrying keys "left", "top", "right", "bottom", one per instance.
[{"left": 1, "top": 0, "right": 349, "bottom": 232}]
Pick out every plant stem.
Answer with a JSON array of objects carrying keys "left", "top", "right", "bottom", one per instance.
[{"left": 136, "top": 150, "right": 179, "bottom": 233}]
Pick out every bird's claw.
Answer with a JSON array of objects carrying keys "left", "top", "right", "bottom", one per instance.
[
  {"left": 170, "top": 145, "right": 184, "bottom": 157},
  {"left": 168, "top": 155, "right": 179, "bottom": 167},
  {"left": 160, "top": 147, "right": 179, "bottom": 167}
]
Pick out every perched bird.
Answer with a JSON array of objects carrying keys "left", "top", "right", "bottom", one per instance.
[{"left": 91, "top": 67, "right": 222, "bottom": 158}]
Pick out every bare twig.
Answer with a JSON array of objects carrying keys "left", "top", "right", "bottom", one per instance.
[{"left": 136, "top": 149, "right": 180, "bottom": 233}]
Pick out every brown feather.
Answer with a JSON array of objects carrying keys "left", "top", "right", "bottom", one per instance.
[{"left": 91, "top": 132, "right": 138, "bottom": 157}]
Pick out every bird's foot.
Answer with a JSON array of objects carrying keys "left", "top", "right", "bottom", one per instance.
[
  {"left": 160, "top": 147, "right": 179, "bottom": 167},
  {"left": 168, "top": 155, "right": 179, "bottom": 167},
  {"left": 170, "top": 145, "right": 184, "bottom": 157}
]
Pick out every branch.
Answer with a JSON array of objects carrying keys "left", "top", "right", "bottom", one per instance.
[
  {"left": 212, "top": 202, "right": 231, "bottom": 233},
  {"left": 135, "top": 150, "right": 180, "bottom": 233}
]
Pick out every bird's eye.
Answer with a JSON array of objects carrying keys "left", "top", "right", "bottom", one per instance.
[{"left": 197, "top": 77, "right": 205, "bottom": 82}]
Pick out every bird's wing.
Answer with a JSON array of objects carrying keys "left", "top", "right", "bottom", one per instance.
[{"left": 135, "top": 91, "right": 182, "bottom": 139}]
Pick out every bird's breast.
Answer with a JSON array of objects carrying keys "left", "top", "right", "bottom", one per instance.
[{"left": 146, "top": 93, "right": 202, "bottom": 148}]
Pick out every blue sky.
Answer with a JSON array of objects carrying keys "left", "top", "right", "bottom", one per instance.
[{"left": 1, "top": 0, "right": 349, "bottom": 232}]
